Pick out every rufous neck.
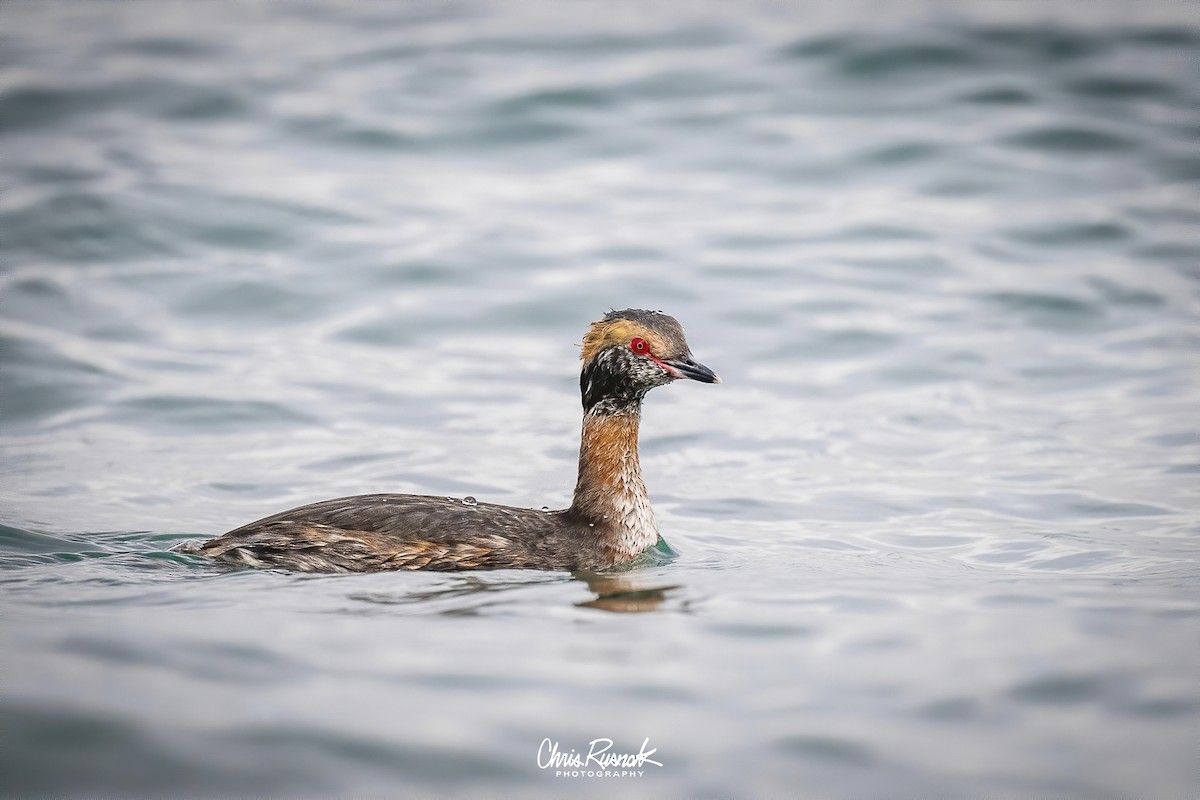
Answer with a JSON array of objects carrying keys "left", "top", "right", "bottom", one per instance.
[{"left": 570, "top": 406, "right": 658, "bottom": 557}]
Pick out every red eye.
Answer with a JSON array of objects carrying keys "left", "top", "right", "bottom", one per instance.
[{"left": 630, "top": 337, "right": 647, "bottom": 354}]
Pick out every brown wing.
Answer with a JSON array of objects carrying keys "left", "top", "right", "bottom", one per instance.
[{"left": 194, "top": 494, "right": 581, "bottom": 572}]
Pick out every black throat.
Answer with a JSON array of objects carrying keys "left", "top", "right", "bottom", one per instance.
[{"left": 580, "top": 351, "right": 646, "bottom": 415}]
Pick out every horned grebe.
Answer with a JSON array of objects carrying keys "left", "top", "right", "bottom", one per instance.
[{"left": 181, "top": 309, "right": 719, "bottom": 572}]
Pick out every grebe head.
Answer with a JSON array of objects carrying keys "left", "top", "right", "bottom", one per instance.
[{"left": 579, "top": 309, "right": 719, "bottom": 413}]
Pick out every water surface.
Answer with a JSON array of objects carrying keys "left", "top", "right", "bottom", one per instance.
[{"left": 2, "top": 1, "right": 1198, "bottom": 798}]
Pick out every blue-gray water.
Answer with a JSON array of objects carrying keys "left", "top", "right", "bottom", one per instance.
[{"left": 2, "top": 2, "right": 1198, "bottom": 798}]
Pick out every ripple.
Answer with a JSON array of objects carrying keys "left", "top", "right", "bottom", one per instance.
[
  {"left": 789, "top": 329, "right": 897, "bottom": 360},
  {"left": 0, "top": 524, "right": 95, "bottom": 565},
  {"left": 493, "top": 86, "right": 616, "bottom": 114},
  {"left": 668, "top": 496, "right": 797, "bottom": 522},
  {"left": 1121, "top": 27, "right": 1199, "bottom": 48},
  {"left": 224, "top": 727, "right": 529, "bottom": 783},
  {"left": 982, "top": 291, "right": 1103, "bottom": 328},
  {"left": 1028, "top": 551, "right": 1118, "bottom": 572},
  {"left": 116, "top": 36, "right": 225, "bottom": 60},
  {"left": 4, "top": 276, "right": 77, "bottom": 325},
  {"left": 1, "top": 703, "right": 526, "bottom": 797},
  {"left": 880, "top": 533, "right": 978, "bottom": 549},
  {"left": 0, "top": 78, "right": 248, "bottom": 132},
  {"left": 107, "top": 395, "right": 315, "bottom": 432},
  {"left": 937, "top": 490, "right": 1171, "bottom": 522},
  {"left": 157, "top": 89, "right": 249, "bottom": 122},
  {"left": 284, "top": 114, "right": 415, "bottom": 151},
  {"left": 331, "top": 318, "right": 422, "bottom": 347},
  {"left": 1136, "top": 241, "right": 1200, "bottom": 270},
  {"left": 857, "top": 141, "right": 945, "bottom": 166},
  {"left": 1122, "top": 698, "right": 1199, "bottom": 718},
  {"left": 451, "top": 119, "right": 581, "bottom": 149},
  {"left": 1, "top": 192, "right": 177, "bottom": 264},
  {"left": 971, "top": 26, "right": 1105, "bottom": 61},
  {"left": 1, "top": 704, "right": 216, "bottom": 798},
  {"left": 0, "top": 331, "right": 125, "bottom": 425},
  {"left": 1065, "top": 75, "right": 1176, "bottom": 100},
  {"left": 959, "top": 85, "right": 1037, "bottom": 105},
  {"left": 709, "top": 618, "right": 816, "bottom": 640},
  {"left": 918, "top": 696, "right": 981, "bottom": 722},
  {"left": 1001, "top": 221, "right": 1130, "bottom": 248},
  {"left": 0, "top": 86, "right": 116, "bottom": 133},
  {"left": 776, "top": 735, "right": 875, "bottom": 765},
  {"left": 836, "top": 41, "right": 983, "bottom": 78},
  {"left": 1145, "top": 431, "right": 1200, "bottom": 448},
  {"left": 1002, "top": 125, "right": 1136, "bottom": 154},
  {"left": 61, "top": 634, "right": 312, "bottom": 684},
  {"left": 778, "top": 34, "right": 855, "bottom": 60},
  {"left": 1007, "top": 674, "right": 1106, "bottom": 706},
  {"left": 1086, "top": 277, "right": 1164, "bottom": 307},
  {"left": 171, "top": 281, "right": 328, "bottom": 324},
  {"left": 979, "top": 593, "right": 1056, "bottom": 607}
]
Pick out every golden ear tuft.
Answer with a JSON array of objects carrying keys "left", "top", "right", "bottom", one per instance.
[
  {"left": 581, "top": 319, "right": 642, "bottom": 362},
  {"left": 580, "top": 320, "right": 605, "bottom": 362}
]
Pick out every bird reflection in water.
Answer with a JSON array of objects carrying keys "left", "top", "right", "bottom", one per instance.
[
  {"left": 576, "top": 572, "right": 680, "bottom": 613},
  {"left": 343, "top": 571, "right": 680, "bottom": 614}
]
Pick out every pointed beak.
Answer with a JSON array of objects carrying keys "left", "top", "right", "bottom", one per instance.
[{"left": 662, "top": 355, "right": 721, "bottom": 384}]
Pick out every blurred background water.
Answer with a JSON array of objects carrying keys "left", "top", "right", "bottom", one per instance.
[{"left": 1, "top": 1, "right": 1198, "bottom": 797}]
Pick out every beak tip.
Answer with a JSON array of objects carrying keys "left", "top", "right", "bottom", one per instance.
[{"left": 664, "top": 356, "right": 721, "bottom": 384}]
